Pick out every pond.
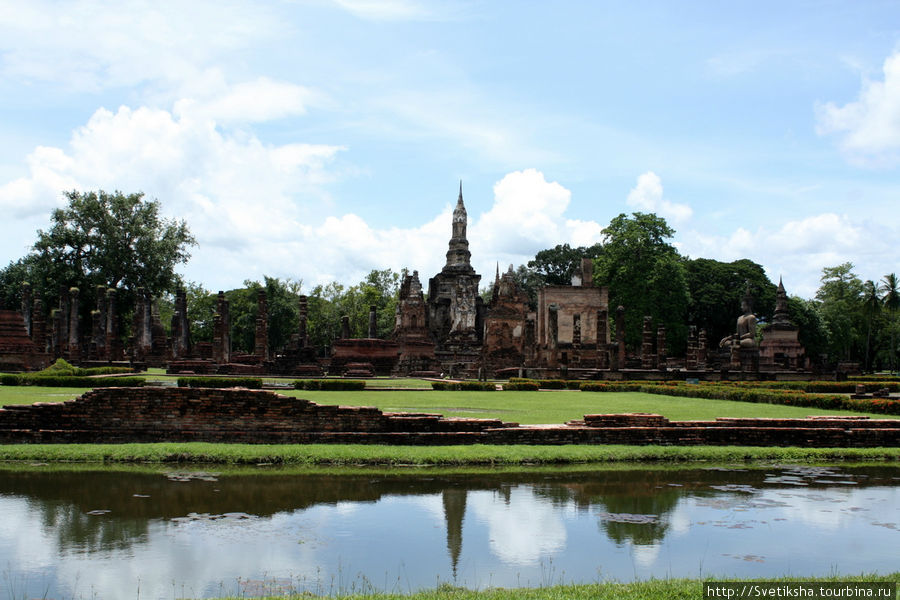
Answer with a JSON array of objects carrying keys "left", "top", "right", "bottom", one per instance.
[{"left": 1, "top": 464, "right": 898, "bottom": 599}]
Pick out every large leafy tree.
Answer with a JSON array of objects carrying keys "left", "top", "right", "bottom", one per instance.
[
  {"left": 305, "top": 269, "right": 401, "bottom": 350},
  {"left": 880, "top": 273, "right": 899, "bottom": 373},
  {"left": 594, "top": 212, "right": 690, "bottom": 352},
  {"left": 684, "top": 257, "right": 775, "bottom": 345},
  {"left": 814, "top": 263, "right": 865, "bottom": 362},
  {"left": 2, "top": 190, "right": 195, "bottom": 314},
  {"left": 526, "top": 243, "right": 604, "bottom": 286}
]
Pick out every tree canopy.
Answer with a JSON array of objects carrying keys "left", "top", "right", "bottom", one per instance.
[
  {"left": 1, "top": 190, "right": 195, "bottom": 313},
  {"left": 594, "top": 212, "right": 690, "bottom": 351}
]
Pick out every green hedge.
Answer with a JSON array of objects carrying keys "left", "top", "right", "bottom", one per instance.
[
  {"left": 721, "top": 380, "right": 900, "bottom": 393},
  {"left": 503, "top": 381, "right": 539, "bottom": 391},
  {"left": 431, "top": 381, "right": 496, "bottom": 391},
  {"left": 294, "top": 379, "right": 366, "bottom": 391},
  {"left": 37, "top": 358, "right": 135, "bottom": 377},
  {"left": 177, "top": 377, "right": 262, "bottom": 389},
  {"left": 581, "top": 381, "right": 900, "bottom": 416},
  {"left": 319, "top": 379, "right": 366, "bottom": 391},
  {"left": 1, "top": 375, "right": 145, "bottom": 387}
]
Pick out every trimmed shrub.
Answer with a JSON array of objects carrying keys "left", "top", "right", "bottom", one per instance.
[
  {"left": 503, "top": 381, "right": 539, "bottom": 391},
  {"left": 318, "top": 379, "right": 366, "bottom": 391},
  {"left": 566, "top": 380, "right": 583, "bottom": 390},
  {"left": 177, "top": 377, "right": 262, "bottom": 389},
  {"left": 1, "top": 374, "right": 22, "bottom": 386},
  {"left": 431, "top": 381, "right": 495, "bottom": 391},
  {"left": 11, "top": 375, "right": 144, "bottom": 387},
  {"left": 538, "top": 379, "right": 567, "bottom": 389},
  {"left": 294, "top": 379, "right": 321, "bottom": 390}
]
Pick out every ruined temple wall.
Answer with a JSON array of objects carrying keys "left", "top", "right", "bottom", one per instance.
[
  {"left": 0, "top": 388, "right": 896, "bottom": 446},
  {"left": 536, "top": 285, "right": 608, "bottom": 346}
]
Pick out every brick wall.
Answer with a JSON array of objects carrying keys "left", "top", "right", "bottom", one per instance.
[{"left": 0, "top": 387, "right": 897, "bottom": 446}]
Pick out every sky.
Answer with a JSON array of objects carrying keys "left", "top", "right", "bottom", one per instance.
[{"left": 1, "top": 0, "right": 899, "bottom": 299}]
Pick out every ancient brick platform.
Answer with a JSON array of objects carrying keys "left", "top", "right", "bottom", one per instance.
[{"left": 0, "top": 387, "right": 897, "bottom": 446}]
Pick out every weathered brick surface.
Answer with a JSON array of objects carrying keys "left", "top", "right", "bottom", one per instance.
[{"left": 0, "top": 388, "right": 897, "bottom": 446}]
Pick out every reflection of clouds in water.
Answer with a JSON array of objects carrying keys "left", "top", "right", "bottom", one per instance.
[
  {"left": 767, "top": 487, "right": 894, "bottom": 532},
  {"left": 0, "top": 498, "right": 56, "bottom": 570},
  {"left": 631, "top": 543, "right": 661, "bottom": 567},
  {"left": 468, "top": 487, "right": 567, "bottom": 566},
  {"left": 668, "top": 509, "right": 692, "bottom": 536},
  {"left": 32, "top": 508, "right": 328, "bottom": 600}
]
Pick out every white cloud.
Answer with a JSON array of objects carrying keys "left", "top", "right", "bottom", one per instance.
[
  {"left": 626, "top": 171, "right": 692, "bottom": 223},
  {"left": 330, "top": 0, "right": 440, "bottom": 21},
  {"left": 816, "top": 50, "right": 900, "bottom": 167},
  {"left": 678, "top": 213, "right": 896, "bottom": 298},
  {"left": 0, "top": 0, "right": 281, "bottom": 93},
  {"left": 469, "top": 169, "right": 605, "bottom": 276},
  {"left": 174, "top": 78, "right": 317, "bottom": 124}
]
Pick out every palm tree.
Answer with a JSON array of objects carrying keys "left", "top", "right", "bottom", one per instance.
[
  {"left": 861, "top": 280, "right": 881, "bottom": 373},
  {"left": 880, "top": 273, "right": 900, "bottom": 374}
]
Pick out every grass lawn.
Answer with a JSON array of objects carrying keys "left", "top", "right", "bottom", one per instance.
[
  {"left": 281, "top": 389, "right": 900, "bottom": 424},
  {"left": 0, "top": 386, "right": 92, "bottom": 405},
  {"left": 2, "top": 385, "right": 899, "bottom": 423}
]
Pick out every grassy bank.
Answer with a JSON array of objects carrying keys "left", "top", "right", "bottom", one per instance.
[
  {"left": 203, "top": 575, "right": 899, "bottom": 600},
  {"left": 2, "top": 442, "right": 899, "bottom": 465},
  {"left": 284, "top": 389, "right": 900, "bottom": 423}
]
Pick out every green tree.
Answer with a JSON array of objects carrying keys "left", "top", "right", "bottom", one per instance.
[
  {"left": 814, "top": 263, "right": 864, "bottom": 363},
  {"left": 787, "top": 296, "right": 829, "bottom": 363},
  {"left": 526, "top": 243, "right": 604, "bottom": 286},
  {"left": 860, "top": 280, "right": 882, "bottom": 372},
  {"left": 880, "top": 273, "right": 899, "bottom": 373},
  {"left": 225, "top": 277, "right": 303, "bottom": 354},
  {"left": 594, "top": 212, "right": 690, "bottom": 352},
  {"left": 683, "top": 258, "right": 775, "bottom": 345},
  {"left": 1, "top": 190, "right": 196, "bottom": 337}
]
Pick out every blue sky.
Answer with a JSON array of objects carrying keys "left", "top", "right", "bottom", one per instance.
[{"left": 1, "top": 0, "right": 898, "bottom": 298}]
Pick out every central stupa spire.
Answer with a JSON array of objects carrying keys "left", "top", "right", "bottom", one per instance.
[{"left": 445, "top": 181, "right": 473, "bottom": 271}]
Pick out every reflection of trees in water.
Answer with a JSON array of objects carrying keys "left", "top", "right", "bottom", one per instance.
[
  {"left": 36, "top": 501, "right": 150, "bottom": 554},
  {"left": 1, "top": 465, "right": 891, "bottom": 556}
]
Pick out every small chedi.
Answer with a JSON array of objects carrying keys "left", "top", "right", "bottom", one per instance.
[{"left": 2, "top": 183, "right": 812, "bottom": 380}]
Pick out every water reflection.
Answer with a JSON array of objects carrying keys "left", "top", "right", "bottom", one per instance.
[{"left": 1, "top": 465, "right": 898, "bottom": 599}]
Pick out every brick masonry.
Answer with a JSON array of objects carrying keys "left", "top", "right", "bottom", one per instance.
[{"left": 0, "top": 387, "right": 897, "bottom": 446}]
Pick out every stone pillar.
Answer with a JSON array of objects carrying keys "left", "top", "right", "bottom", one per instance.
[
  {"left": 596, "top": 309, "right": 609, "bottom": 369},
  {"left": 524, "top": 317, "right": 536, "bottom": 364},
  {"left": 572, "top": 314, "right": 582, "bottom": 346},
  {"left": 368, "top": 305, "right": 377, "bottom": 339},
  {"left": 94, "top": 285, "right": 108, "bottom": 360},
  {"left": 686, "top": 326, "right": 698, "bottom": 370},
  {"left": 581, "top": 258, "right": 593, "bottom": 287},
  {"left": 67, "top": 287, "right": 80, "bottom": 361},
  {"left": 657, "top": 326, "right": 666, "bottom": 371},
  {"left": 171, "top": 288, "right": 190, "bottom": 359},
  {"left": 150, "top": 299, "right": 167, "bottom": 358},
  {"left": 341, "top": 315, "right": 351, "bottom": 339},
  {"left": 58, "top": 285, "right": 69, "bottom": 356},
  {"left": 298, "top": 295, "right": 308, "bottom": 348},
  {"left": 698, "top": 329, "right": 708, "bottom": 368},
  {"left": 213, "top": 291, "right": 231, "bottom": 364},
  {"left": 51, "top": 308, "right": 62, "bottom": 357},
  {"left": 90, "top": 310, "right": 103, "bottom": 359},
  {"left": 641, "top": 316, "right": 654, "bottom": 369},
  {"left": 32, "top": 297, "right": 46, "bottom": 352},
  {"left": 106, "top": 289, "right": 121, "bottom": 360},
  {"left": 21, "top": 282, "right": 32, "bottom": 337},
  {"left": 616, "top": 305, "right": 626, "bottom": 369},
  {"left": 255, "top": 289, "right": 269, "bottom": 360},
  {"left": 548, "top": 304, "right": 559, "bottom": 350}
]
